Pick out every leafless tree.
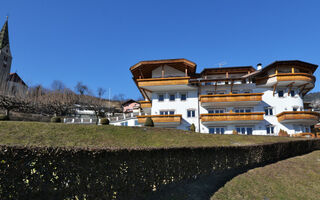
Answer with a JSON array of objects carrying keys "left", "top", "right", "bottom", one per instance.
[
  {"left": 75, "top": 82, "right": 88, "bottom": 95},
  {"left": 97, "top": 87, "right": 106, "bottom": 99},
  {"left": 113, "top": 93, "right": 127, "bottom": 105},
  {"left": 51, "top": 80, "right": 66, "bottom": 91}
]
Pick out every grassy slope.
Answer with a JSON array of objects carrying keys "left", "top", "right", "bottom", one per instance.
[
  {"left": 0, "top": 121, "right": 304, "bottom": 148},
  {"left": 211, "top": 150, "right": 320, "bottom": 200}
]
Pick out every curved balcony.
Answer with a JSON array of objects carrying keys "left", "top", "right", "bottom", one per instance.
[
  {"left": 200, "top": 112, "right": 264, "bottom": 125},
  {"left": 136, "top": 77, "right": 194, "bottom": 91},
  {"left": 137, "top": 114, "right": 182, "bottom": 127},
  {"left": 256, "top": 73, "right": 315, "bottom": 88},
  {"left": 277, "top": 111, "right": 320, "bottom": 124},
  {"left": 200, "top": 93, "right": 263, "bottom": 107}
]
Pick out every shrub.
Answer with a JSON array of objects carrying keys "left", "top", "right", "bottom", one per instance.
[
  {"left": 0, "top": 115, "right": 9, "bottom": 121},
  {"left": 190, "top": 124, "right": 196, "bottom": 132},
  {"left": 51, "top": 117, "right": 62, "bottom": 123},
  {"left": 278, "top": 129, "right": 289, "bottom": 137},
  {"left": 144, "top": 117, "right": 154, "bottom": 127},
  {"left": 232, "top": 130, "right": 238, "bottom": 135},
  {"left": 100, "top": 118, "right": 109, "bottom": 125}
]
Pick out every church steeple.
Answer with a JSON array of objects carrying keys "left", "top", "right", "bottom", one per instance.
[{"left": 0, "top": 17, "right": 9, "bottom": 50}]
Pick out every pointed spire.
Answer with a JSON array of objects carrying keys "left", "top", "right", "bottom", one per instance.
[{"left": 0, "top": 17, "right": 9, "bottom": 49}]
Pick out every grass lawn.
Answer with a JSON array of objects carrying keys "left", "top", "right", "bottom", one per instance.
[
  {"left": 211, "top": 150, "right": 320, "bottom": 200},
  {"left": 0, "top": 121, "right": 306, "bottom": 148}
]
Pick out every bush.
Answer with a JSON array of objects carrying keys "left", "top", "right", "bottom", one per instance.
[
  {"left": 232, "top": 130, "right": 238, "bottom": 135},
  {"left": 51, "top": 117, "right": 62, "bottom": 123},
  {"left": 0, "top": 115, "right": 9, "bottom": 121},
  {"left": 190, "top": 124, "right": 195, "bottom": 132},
  {"left": 278, "top": 129, "right": 289, "bottom": 137},
  {"left": 100, "top": 118, "right": 109, "bottom": 125},
  {"left": 144, "top": 117, "right": 154, "bottom": 127}
]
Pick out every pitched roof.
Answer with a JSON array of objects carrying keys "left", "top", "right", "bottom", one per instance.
[
  {"left": 8, "top": 73, "right": 27, "bottom": 87},
  {"left": 0, "top": 20, "right": 9, "bottom": 49}
]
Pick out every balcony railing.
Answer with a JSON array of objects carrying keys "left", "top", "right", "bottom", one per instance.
[
  {"left": 256, "top": 73, "right": 315, "bottom": 86},
  {"left": 200, "top": 112, "right": 264, "bottom": 124},
  {"left": 200, "top": 93, "right": 263, "bottom": 106},
  {"left": 136, "top": 77, "right": 190, "bottom": 87},
  {"left": 139, "top": 101, "right": 152, "bottom": 109},
  {"left": 277, "top": 111, "right": 320, "bottom": 124},
  {"left": 137, "top": 114, "right": 182, "bottom": 125}
]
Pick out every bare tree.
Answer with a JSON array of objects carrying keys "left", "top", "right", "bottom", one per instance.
[
  {"left": 113, "top": 93, "right": 127, "bottom": 105},
  {"left": 75, "top": 82, "right": 88, "bottom": 95},
  {"left": 51, "top": 80, "right": 66, "bottom": 91},
  {"left": 97, "top": 87, "right": 106, "bottom": 99}
]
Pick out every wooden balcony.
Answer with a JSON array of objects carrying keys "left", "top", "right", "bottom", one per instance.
[
  {"left": 200, "top": 93, "right": 263, "bottom": 107},
  {"left": 136, "top": 77, "right": 194, "bottom": 91},
  {"left": 137, "top": 114, "right": 182, "bottom": 127},
  {"left": 200, "top": 112, "right": 264, "bottom": 125},
  {"left": 277, "top": 111, "right": 320, "bottom": 124},
  {"left": 139, "top": 101, "right": 152, "bottom": 108},
  {"left": 256, "top": 73, "right": 315, "bottom": 87}
]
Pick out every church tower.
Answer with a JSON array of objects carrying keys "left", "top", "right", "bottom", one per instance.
[{"left": 0, "top": 18, "right": 13, "bottom": 91}]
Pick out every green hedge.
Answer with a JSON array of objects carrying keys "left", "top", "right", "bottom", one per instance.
[
  {"left": 50, "top": 117, "right": 61, "bottom": 123},
  {"left": 0, "top": 140, "right": 319, "bottom": 199},
  {"left": 0, "top": 115, "right": 9, "bottom": 121}
]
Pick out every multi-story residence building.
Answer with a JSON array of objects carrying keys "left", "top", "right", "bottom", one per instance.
[
  {"left": 130, "top": 58, "right": 319, "bottom": 136},
  {"left": 0, "top": 18, "right": 28, "bottom": 95}
]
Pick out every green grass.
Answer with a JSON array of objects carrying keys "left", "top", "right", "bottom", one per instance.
[
  {"left": 211, "top": 150, "right": 320, "bottom": 200},
  {"left": 0, "top": 121, "right": 305, "bottom": 148}
]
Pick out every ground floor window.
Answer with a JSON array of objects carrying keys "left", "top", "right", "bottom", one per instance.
[
  {"left": 134, "top": 120, "right": 139, "bottom": 126},
  {"left": 209, "top": 127, "right": 225, "bottom": 134},
  {"left": 266, "top": 125, "right": 274, "bottom": 134},
  {"left": 234, "top": 108, "right": 252, "bottom": 113},
  {"left": 236, "top": 127, "right": 253, "bottom": 135},
  {"left": 294, "top": 125, "right": 311, "bottom": 133},
  {"left": 121, "top": 121, "right": 128, "bottom": 126},
  {"left": 187, "top": 110, "right": 196, "bottom": 118}
]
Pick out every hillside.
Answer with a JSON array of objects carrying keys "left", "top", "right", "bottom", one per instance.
[{"left": 0, "top": 121, "right": 303, "bottom": 148}]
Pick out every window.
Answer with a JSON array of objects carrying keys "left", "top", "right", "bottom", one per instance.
[
  {"left": 236, "top": 127, "right": 253, "bottom": 135},
  {"left": 187, "top": 110, "right": 196, "bottom": 118},
  {"left": 305, "top": 126, "right": 310, "bottom": 133},
  {"left": 264, "top": 107, "right": 273, "bottom": 115},
  {"left": 232, "top": 90, "right": 239, "bottom": 94},
  {"left": 243, "top": 90, "right": 252, "bottom": 93},
  {"left": 134, "top": 120, "right": 139, "bottom": 126},
  {"left": 205, "top": 82, "right": 212, "bottom": 86},
  {"left": 209, "top": 127, "right": 225, "bottom": 134},
  {"left": 293, "top": 107, "right": 298, "bottom": 111},
  {"left": 208, "top": 109, "right": 225, "bottom": 114},
  {"left": 266, "top": 125, "right": 274, "bottom": 134},
  {"left": 290, "top": 90, "right": 295, "bottom": 97},
  {"left": 234, "top": 108, "right": 252, "bottom": 113},
  {"left": 278, "top": 90, "right": 284, "bottom": 97},
  {"left": 207, "top": 91, "right": 213, "bottom": 95},
  {"left": 160, "top": 110, "right": 175, "bottom": 115},
  {"left": 158, "top": 94, "right": 164, "bottom": 102},
  {"left": 121, "top": 122, "right": 128, "bottom": 126},
  {"left": 180, "top": 93, "right": 187, "bottom": 101},
  {"left": 216, "top": 91, "right": 225, "bottom": 94},
  {"left": 169, "top": 94, "right": 175, "bottom": 101}
]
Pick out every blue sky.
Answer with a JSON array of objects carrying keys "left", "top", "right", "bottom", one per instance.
[{"left": 1, "top": 0, "right": 319, "bottom": 99}]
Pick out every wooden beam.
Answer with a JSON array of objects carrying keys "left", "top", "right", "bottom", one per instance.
[
  {"left": 226, "top": 72, "right": 229, "bottom": 78},
  {"left": 287, "top": 82, "right": 295, "bottom": 95},
  {"left": 298, "top": 83, "right": 308, "bottom": 90},
  {"left": 230, "top": 81, "right": 234, "bottom": 94},
  {"left": 273, "top": 83, "right": 277, "bottom": 96},
  {"left": 161, "top": 65, "right": 164, "bottom": 78},
  {"left": 299, "top": 84, "right": 307, "bottom": 95},
  {"left": 139, "top": 68, "right": 144, "bottom": 79},
  {"left": 291, "top": 67, "right": 295, "bottom": 73},
  {"left": 185, "top": 68, "right": 188, "bottom": 77},
  {"left": 214, "top": 81, "right": 218, "bottom": 94}
]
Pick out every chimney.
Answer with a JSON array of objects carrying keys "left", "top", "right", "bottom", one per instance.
[{"left": 257, "top": 63, "right": 262, "bottom": 70}]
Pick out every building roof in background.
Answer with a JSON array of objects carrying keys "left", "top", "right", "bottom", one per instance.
[
  {"left": 121, "top": 99, "right": 139, "bottom": 106},
  {"left": 8, "top": 73, "right": 27, "bottom": 87}
]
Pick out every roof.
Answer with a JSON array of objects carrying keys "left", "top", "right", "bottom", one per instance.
[
  {"left": 0, "top": 19, "right": 9, "bottom": 49},
  {"left": 261, "top": 60, "right": 318, "bottom": 73},
  {"left": 121, "top": 99, "right": 139, "bottom": 106},
  {"left": 130, "top": 58, "right": 197, "bottom": 79},
  {"left": 8, "top": 73, "right": 27, "bottom": 87}
]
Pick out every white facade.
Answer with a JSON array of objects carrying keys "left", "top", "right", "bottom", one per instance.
[{"left": 131, "top": 59, "right": 319, "bottom": 136}]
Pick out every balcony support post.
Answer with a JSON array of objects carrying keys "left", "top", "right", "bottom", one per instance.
[
  {"left": 273, "top": 83, "right": 277, "bottom": 96},
  {"left": 287, "top": 82, "right": 295, "bottom": 95}
]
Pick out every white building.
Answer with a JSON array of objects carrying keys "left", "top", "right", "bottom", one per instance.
[{"left": 131, "top": 59, "right": 319, "bottom": 136}]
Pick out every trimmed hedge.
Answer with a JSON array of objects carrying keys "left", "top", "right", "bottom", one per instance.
[
  {"left": 50, "top": 117, "right": 62, "bottom": 123},
  {"left": 0, "top": 140, "right": 319, "bottom": 199},
  {"left": 144, "top": 117, "right": 154, "bottom": 127},
  {"left": 0, "top": 115, "right": 9, "bottom": 121},
  {"left": 100, "top": 118, "right": 109, "bottom": 125}
]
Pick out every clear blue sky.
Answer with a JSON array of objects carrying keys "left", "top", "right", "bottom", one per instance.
[{"left": 1, "top": 0, "right": 319, "bottom": 99}]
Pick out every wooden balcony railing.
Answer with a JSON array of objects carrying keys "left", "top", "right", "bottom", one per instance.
[
  {"left": 200, "top": 93, "right": 263, "bottom": 104},
  {"left": 200, "top": 112, "right": 264, "bottom": 123},
  {"left": 277, "top": 111, "right": 320, "bottom": 123},
  {"left": 137, "top": 114, "right": 182, "bottom": 124},
  {"left": 136, "top": 77, "right": 190, "bottom": 87},
  {"left": 139, "top": 101, "right": 152, "bottom": 109}
]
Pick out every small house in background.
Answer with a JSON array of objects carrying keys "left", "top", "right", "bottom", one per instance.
[{"left": 122, "top": 99, "right": 140, "bottom": 113}]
